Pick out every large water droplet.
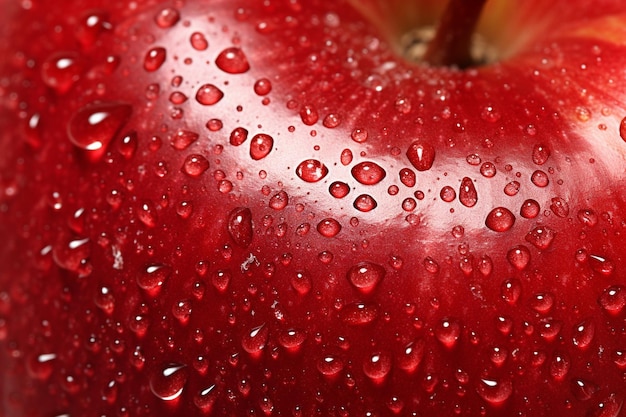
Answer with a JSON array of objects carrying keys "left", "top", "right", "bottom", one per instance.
[
  {"left": 347, "top": 261, "right": 385, "bottom": 294},
  {"left": 41, "top": 52, "right": 82, "bottom": 94},
  {"left": 525, "top": 226, "right": 556, "bottom": 250},
  {"left": 195, "top": 84, "right": 224, "bottom": 105},
  {"left": 475, "top": 378, "right": 513, "bottom": 405},
  {"left": 589, "top": 255, "right": 615, "bottom": 276},
  {"left": 340, "top": 302, "right": 379, "bottom": 325},
  {"left": 250, "top": 134, "right": 273, "bottom": 160},
  {"left": 588, "top": 393, "right": 624, "bottom": 417},
  {"left": 351, "top": 161, "right": 386, "bottom": 185},
  {"left": 317, "top": 218, "right": 341, "bottom": 238},
  {"left": 144, "top": 47, "right": 166, "bottom": 72},
  {"left": 227, "top": 207, "right": 253, "bottom": 247},
  {"left": 215, "top": 47, "right": 250, "bottom": 74},
  {"left": 150, "top": 363, "right": 188, "bottom": 401},
  {"left": 296, "top": 159, "right": 328, "bottom": 182},
  {"left": 406, "top": 140, "right": 435, "bottom": 171},
  {"left": 67, "top": 102, "right": 131, "bottom": 154},
  {"left": 485, "top": 207, "right": 515, "bottom": 232},
  {"left": 459, "top": 177, "right": 477, "bottom": 207}
]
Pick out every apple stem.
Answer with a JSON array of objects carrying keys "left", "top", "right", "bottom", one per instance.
[{"left": 422, "top": 0, "right": 489, "bottom": 68}]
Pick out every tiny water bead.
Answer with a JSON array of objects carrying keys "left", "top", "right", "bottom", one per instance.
[
  {"left": 67, "top": 102, "right": 131, "bottom": 152},
  {"left": 347, "top": 261, "right": 385, "bottom": 294},
  {"left": 144, "top": 47, "right": 167, "bottom": 72},
  {"left": 150, "top": 363, "right": 188, "bottom": 401},
  {"left": 195, "top": 84, "right": 224, "bottom": 105},
  {"left": 296, "top": 159, "right": 328, "bottom": 182},
  {"left": 351, "top": 161, "right": 386, "bottom": 185},
  {"left": 406, "top": 140, "right": 435, "bottom": 171},
  {"left": 215, "top": 47, "right": 250, "bottom": 74}
]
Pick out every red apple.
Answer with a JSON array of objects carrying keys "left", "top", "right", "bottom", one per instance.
[{"left": 1, "top": 0, "right": 626, "bottom": 416}]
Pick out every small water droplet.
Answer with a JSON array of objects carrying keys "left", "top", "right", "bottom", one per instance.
[
  {"left": 52, "top": 236, "right": 91, "bottom": 273},
  {"left": 277, "top": 328, "right": 307, "bottom": 352},
  {"left": 195, "top": 84, "right": 224, "bottom": 105},
  {"left": 296, "top": 159, "right": 328, "bottom": 182},
  {"left": 329, "top": 181, "right": 350, "bottom": 198},
  {"left": 500, "top": 278, "right": 521, "bottom": 305},
  {"left": 485, "top": 207, "right": 515, "bottom": 232},
  {"left": 340, "top": 148, "right": 353, "bottom": 165},
  {"left": 589, "top": 255, "right": 615, "bottom": 276},
  {"left": 435, "top": 318, "right": 461, "bottom": 349},
  {"left": 317, "top": 354, "right": 344, "bottom": 377},
  {"left": 351, "top": 161, "right": 386, "bottom": 185},
  {"left": 572, "top": 319, "right": 595, "bottom": 350},
  {"left": 550, "top": 351, "right": 570, "bottom": 380},
  {"left": 215, "top": 47, "right": 250, "bottom": 74},
  {"left": 41, "top": 52, "right": 83, "bottom": 94},
  {"left": 530, "top": 292, "right": 555, "bottom": 314},
  {"left": 211, "top": 269, "right": 231, "bottom": 292},
  {"left": 480, "top": 162, "right": 496, "bottom": 178},
  {"left": 67, "top": 102, "right": 131, "bottom": 155},
  {"left": 227, "top": 127, "right": 248, "bottom": 146},
  {"left": 440, "top": 186, "right": 456, "bottom": 202},
  {"left": 154, "top": 7, "right": 180, "bottom": 28},
  {"left": 194, "top": 384, "right": 219, "bottom": 411},
  {"left": 242, "top": 324, "right": 269, "bottom": 356},
  {"left": 291, "top": 271, "right": 312, "bottom": 295},
  {"left": 406, "top": 140, "right": 435, "bottom": 171},
  {"left": 399, "top": 168, "right": 416, "bottom": 187},
  {"left": 347, "top": 261, "right": 385, "bottom": 294},
  {"left": 532, "top": 143, "right": 550, "bottom": 165},
  {"left": 550, "top": 197, "right": 570, "bottom": 218},
  {"left": 577, "top": 208, "right": 598, "bottom": 226},
  {"left": 227, "top": 207, "right": 253, "bottom": 247},
  {"left": 353, "top": 194, "right": 377, "bottom": 212},
  {"left": 190, "top": 32, "right": 208, "bottom": 50},
  {"left": 351, "top": 128, "right": 368, "bottom": 143},
  {"left": 269, "top": 191, "right": 289, "bottom": 210},
  {"left": 520, "top": 199, "right": 540, "bottom": 219},
  {"left": 317, "top": 218, "right": 341, "bottom": 238},
  {"left": 423, "top": 257, "right": 440, "bottom": 274},
  {"left": 504, "top": 181, "right": 520, "bottom": 196},
  {"left": 150, "top": 363, "right": 188, "bottom": 401},
  {"left": 598, "top": 285, "right": 625, "bottom": 315},
  {"left": 170, "top": 129, "right": 199, "bottom": 150},
  {"left": 475, "top": 378, "right": 513, "bottom": 405},
  {"left": 340, "top": 302, "right": 379, "bottom": 325},
  {"left": 172, "top": 299, "right": 192, "bottom": 323},
  {"left": 397, "top": 339, "right": 425, "bottom": 373},
  {"left": 181, "top": 154, "right": 209, "bottom": 177},
  {"left": 299, "top": 105, "right": 319, "bottom": 125},
  {"left": 323, "top": 113, "right": 341, "bottom": 128},
  {"left": 525, "top": 225, "right": 556, "bottom": 250},
  {"left": 507, "top": 245, "right": 530, "bottom": 270},
  {"left": 466, "top": 154, "right": 482, "bottom": 166},
  {"left": 253, "top": 78, "right": 272, "bottom": 96},
  {"left": 531, "top": 170, "right": 549, "bottom": 187},
  {"left": 363, "top": 352, "right": 391, "bottom": 382},
  {"left": 459, "top": 177, "right": 477, "bottom": 207},
  {"left": 75, "top": 10, "right": 112, "bottom": 48},
  {"left": 144, "top": 47, "right": 167, "bottom": 72},
  {"left": 250, "top": 134, "right": 273, "bottom": 160},
  {"left": 138, "top": 264, "right": 171, "bottom": 293}
]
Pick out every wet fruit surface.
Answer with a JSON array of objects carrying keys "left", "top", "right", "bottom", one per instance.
[{"left": 1, "top": 0, "right": 626, "bottom": 416}]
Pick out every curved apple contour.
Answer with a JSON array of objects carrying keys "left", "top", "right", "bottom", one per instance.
[{"left": 0, "top": 0, "right": 626, "bottom": 416}]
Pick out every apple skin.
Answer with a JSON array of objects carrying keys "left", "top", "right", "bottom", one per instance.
[{"left": 1, "top": 0, "right": 626, "bottom": 416}]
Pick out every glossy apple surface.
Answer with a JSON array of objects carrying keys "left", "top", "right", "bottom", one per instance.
[{"left": 1, "top": 0, "right": 626, "bottom": 416}]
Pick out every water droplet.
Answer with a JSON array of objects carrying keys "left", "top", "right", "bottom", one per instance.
[
  {"left": 504, "top": 181, "right": 520, "bottom": 196},
  {"left": 397, "top": 339, "right": 425, "bottom": 373},
  {"left": 194, "top": 385, "right": 219, "bottom": 412},
  {"left": 500, "top": 278, "right": 521, "bottom": 305},
  {"left": 171, "top": 129, "right": 199, "bottom": 150},
  {"left": 242, "top": 324, "right": 269, "bottom": 355},
  {"left": 363, "top": 352, "right": 391, "bottom": 382},
  {"left": 154, "top": 7, "right": 180, "bottom": 28},
  {"left": 572, "top": 319, "right": 595, "bottom": 350},
  {"left": 138, "top": 200, "right": 158, "bottom": 227},
  {"left": 395, "top": 96, "right": 412, "bottom": 114},
  {"left": 351, "top": 161, "right": 386, "bottom": 185},
  {"left": 550, "top": 197, "right": 570, "bottom": 218},
  {"left": 351, "top": 128, "right": 368, "bottom": 143},
  {"left": 399, "top": 168, "right": 416, "bottom": 187},
  {"left": 299, "top": 105, "right": 319, "bottom": 125},
  {"left": 195, "top": 84, "right": 224, "bottom": 105},
  {"left": 227, "top": 207, "right": 253, "bottom": 247},
  {"left": 172, "top": 299, "right": 192, "bottom": 323},
  {"left": 525, "top": 225, "right": 556, "bottom": 250},
  {"left": 475, "top": 378, "right": 513, "bottom": 405},
  {"left": 507, "top": 245, "right": 530, "bottom": 270},
  {"left": 570, "top": 378, "right": 599, "bottom": 401},
  {"left": 530, "top": 292, "right": 555, "bottom": 314},
  {"left": 211, "top": 269, "right": 231, "bottom": 292},
  {"left": 144, "top": 47, "right": 166, "bottom": 72},
  {"left": 589, "top": 393, "right": 624, "bottom": 417},
  {"left": 466, "top": 154, "right": 482, "bottom": 166},
  {"left": 329, "top": 181, "right": 350, "bottom": 198},
  {"left": 485, "top": 207, "right": 515, "bottom": 232},
  {"left": 250, "top": 134, "right": 273, "bottom": 160},
  {"left": 340, "top": 302, "right": 379, "bottom": 325},
  {"left": 598, "top": 285, "right": 625, "bottom": 315},
  {"left": 277, "top": 328, "right": 307, "bottom": 352},
  {"left": 423, "top": 257, "right": 440, "bottom": 274},
  {"left": 550, "top": 351, "right": 570, "bottom": 380},
  {"left": 480, "top": 162, "right": 496, "bottom": 178},
  {"left": 340, "top": 148, "right": 353, "bottom": 165},
  {"left": 532, "top": 144, "right": 550, "bottom": 165},
  {"left": 27, "top": 353, "right": 57, "bottom": 380},
  {"left": 291, "top": 272, "right": 312, "bottom": 295},
  {"left": 459, "top": 177, "right": 477, "bottom": 207},
  {"left": 317, "top": 354, "right": 344, "bottom": 377},
  {"left": 440, "top": 186, "right": 456, "bottom": 202},
  {"left": 226, "top": 127, "right": 248, "bottom": 146},
  {"left": 589, "top": 255, "right": 614, "bottom": 276},
  {"left": 138, "top": 264, "right": 171, "bottom": 292},
  {"left": 253, "top": 78, "right": 272, "bottom": 96},
  {"left": 577, "top": 208, "right": 598, "bottom": 226},
  {"left": 317, "top": 218, "right": 341, "bottom": 238},
  {"left": 353, "top": 194, "right": 377, "bottom": 212},
  {"left": 520, "top": 199, "right": 540, "bottom": 219},
  {"left": 67, "top": 102, "right": 131, "bottom": 154},
  {"left": 531, "top": 170, "right": 549, "bottom": 187},
  {"left": 181, "top": 154, "right": 209, "bottom": 177},
  {"left": 190, "top": 32, "right": 208, "bottom": 50},
  {"left": 347, "top": 261, "right": 385, "bottom": 294},
  {"left": 41, "top": 52, "right": 82, "bottom": 94},
  {"left": 75, "top": 10, "right": 112, "bottom": 48},
  {"left": 215, "top": 47, "right": 250, "bottom": 74},
  {"left": 52, "top": 236, "right": 91, "bottom": 273},
  {"left": 322, "top": 113, "right": 341, "bottom": 128},
  {"left": 296, "top": 159, "right": 328, "bottom": 182},
  {"left": 406, "top": 140, "right": 435, "bottom": 171},
  {"left": 150, "top": 363, "right": 188, "bottom": 401},
  {"left": 269, "top": 191, "right": 289, "bottom": 210},
  {"left": 435, "top": 318, "right": 461, "bottom": 349}
]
